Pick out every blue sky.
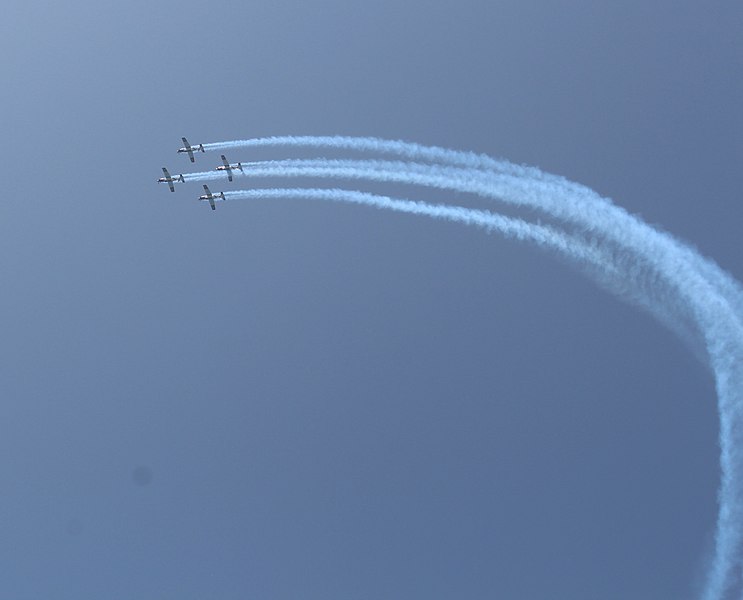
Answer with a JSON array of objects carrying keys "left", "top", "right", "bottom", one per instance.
[{"left": 1, "top": 1, "right": 742, "bottom": 598}]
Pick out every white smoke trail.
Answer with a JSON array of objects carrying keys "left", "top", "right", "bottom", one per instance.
[
  {"left": 221, "top": 186, "right": 698, "bottom": 349},
  {"left": 199, "top": 136, "right": 743, "bottom": 325},
  {"left": 194, "top": 157, "right": 741, "bottom": 359},
  {"left": 202, "top": 135, "right": 533, "bottom": 174},
  {"left": 186, "top": 144, "right": 743, "bottom": 598},
  {"left": 225, "top": 187, "right": 589, "bottom": 247},
  {"left": 188, "top": 157, "right": 740, "bottom": 344}
]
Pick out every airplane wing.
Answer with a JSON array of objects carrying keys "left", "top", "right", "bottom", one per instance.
[
  {"left": 203, "top": 184, "right": 211, "bottom": 195},
  {"left": 160, "top": 167, "right": 175, "bottom": 191},
  {"left": 183, "top": 139, "right": 194, "bottom": 162},
  {"left": 220, "top": 157, "right": 234, "bottom": 181},
  {"left": 163, "top": 167, "right": 175, "bottom": 192},
  {"left": 209, "top": 198, "right": 216, "bottom": 210}
]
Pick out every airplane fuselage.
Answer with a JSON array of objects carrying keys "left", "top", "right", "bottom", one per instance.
[
  {"left": 216, "top": 164, "right": 244, "bottom": 179},
  {"left": 178, "top": 145, "right": 205, "bottom": 154},
  {"left": 158, "top": 174, "right": 184, "bottom": 183}
]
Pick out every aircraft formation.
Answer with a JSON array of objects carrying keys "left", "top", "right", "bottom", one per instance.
[{"left": 157, "top": 137, "right": 237, "bottom": 210}]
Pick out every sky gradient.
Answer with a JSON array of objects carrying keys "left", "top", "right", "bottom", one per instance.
[{"left": 2, "top": 1, "right": 742, "bottom": 598}]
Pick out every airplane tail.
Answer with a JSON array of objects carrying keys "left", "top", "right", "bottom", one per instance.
[
  {"left": 199, "top": 144, "right": 205, "bottom": 152},
  {"left": 178, "top": 174, "right": 185, "bottom": 182}
]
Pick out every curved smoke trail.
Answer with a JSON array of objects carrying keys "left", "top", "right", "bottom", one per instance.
[
  {"left": 189, "top": 139, "right": 743, "bottom": 599},
  {"left": 189, "top": 157, "right": 742, "bottom": 344},
  {"left": 221, "top": 187, "right": 701, "bottom": 353},
  {"left": 201, "top": 137, "right": 743, "bottom": 323}
]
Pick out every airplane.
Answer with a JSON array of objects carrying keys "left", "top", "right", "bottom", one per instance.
[
  {"left": 157, "top": 167, "right": 185, "bottom": 192},
  {"left": 215, "top": 154, "right": 244, "bottom": 182},
  {"left": 199, "top": 184, "right": 225, "bottom": 211},
  {"left": 177, "top": 137, "right": 205, "bottom": 162}
]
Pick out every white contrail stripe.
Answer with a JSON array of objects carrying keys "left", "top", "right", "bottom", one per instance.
[
  {"left": 224, "top": 186, "right": 700, "bottom": 342},
  {"left": 201, "top": 135, "right": 528, "bottom": 173},
  {"left": 200, "top": 136, "right": 743, "bottom": 323},
  {"left": 187, "top": 157, "right": 743, "bottom": 335}
]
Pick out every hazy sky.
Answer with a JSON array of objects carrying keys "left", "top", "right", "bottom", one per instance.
[{"left": 1, "top": 1, "right": 742, "bottom": 598}]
